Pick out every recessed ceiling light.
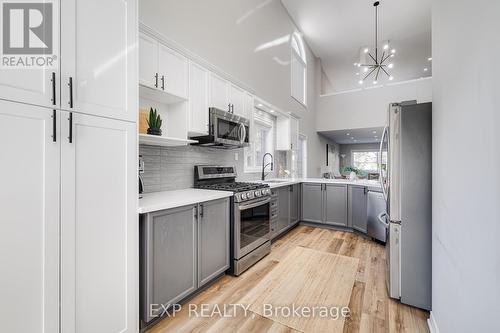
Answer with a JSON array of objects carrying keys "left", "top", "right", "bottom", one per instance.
[
  {"left": 353, "top": 62, "right": 358, "bottom": 66},
  {"left": 258, "top": 104, "right": 263, "bottom": 107},
  {"left": 389, "top": 76, "right": 394, "bottom": 81},
  {"left": 270, "top": 109, "right": 275, "bottom": 113},
  {"left": 357, "top": 63, "right": 361, "bottom": 68},
  {"left": 391, "top": 49, "right": 396, "bottom": 54},
  {"left": 424, "top": 68, "right": 428, "bottom": 72},
  {"left": 358, "top": 80, "right": 363, "bottom": 85},
  {"left": 346, "top": 133, "right": 350, "bottom": 136},
  {"left": 428, "top": 57, "right": 432, "bottom": 61},
  {"left": 383, "top": 44, "right": 389, "bottom": 50},
  {"left": 390, "top": 54, "right": 395, "bottom": 58},
  {"left": 388, "top": 63, "right": 394, "bottom": 69},
  {"left": 373, "top": 80, "right": 378, "bottom": 84},
  {"left": 355, "top": 72, "right": 359, "bottom": 76},
  {"left": 372, "top": 131, "right": 377, "bottom": 134},
  {"left": 364, "top": 48, "right": 369, "bottom": 53}
]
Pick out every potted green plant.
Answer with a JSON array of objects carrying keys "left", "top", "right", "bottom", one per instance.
[
  {"left": 342, "top": 166, "right": 367, "bottom": 179},
  {"left": 147, "top": 107, "right": 162, "bottom": 136}
]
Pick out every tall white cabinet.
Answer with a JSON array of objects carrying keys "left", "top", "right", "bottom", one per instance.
[
  {"left": 0, "top": 1, "right": 138, "bottom": 333},
  {"left": 0, "top": 103, "right": 60, "bottom": 333}
]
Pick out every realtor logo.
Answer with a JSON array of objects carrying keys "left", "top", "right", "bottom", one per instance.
[{"left": 1, "top": 1, "right": 56, "bottom": 68}]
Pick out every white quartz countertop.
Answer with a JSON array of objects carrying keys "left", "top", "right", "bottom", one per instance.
[
  {"left": 253, "top": 178, "right": 382, "bottom": 189},
  {"left": 138, "top": 189, "right": 233, "bottom": 214}
]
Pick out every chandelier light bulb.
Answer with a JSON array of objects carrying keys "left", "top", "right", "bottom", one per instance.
[
  {"left": 358, "top": 80, "right": 363, "bottom": 85},
  {"left": 364, "top": 48, "right": 369, "bottom": 53},
  {"left": 383, "top": 44, "right": 389, "bottom": 50},
  {"left": 373, "top": 80, "right": 378, "bottom": 84},
  {"left": 389, "top": 76, "right": 394, "bottom": 80},
  {"left": 353, "top": 62, "right": 358, "bottom": 66},
  {"left": 391, "top": 49, "right": 396, "bottom": 54},
  {"left": 355, "top": 72, "right": 360, "bottom": 75},
  {"left": 424, "top": 68, "right": 428, "bottom": 71},
  {"left": 388, "top": 63, "right": 394, "bottom": 69},
  {"left": 428, "top": 57, "right": 432, "bottom": 61},
  {"left": 364, "top": 67, "right": 369, "bottom": 72}
]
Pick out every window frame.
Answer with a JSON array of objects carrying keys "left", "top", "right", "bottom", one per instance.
[
  {"left": 351, "top": 149, "right": 383, "bottom": 173},
  {"left": 244, "top": 114, "right": 275, "bottom": 173}
]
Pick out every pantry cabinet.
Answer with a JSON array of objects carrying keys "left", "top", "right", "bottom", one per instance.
[
  {"left": 0, "top": 102, "right": 60, "bottom": 333},
  {"left": 60, "top": 112, "right": 137, "bottom": 333},
  {"left": 0, "top": 1, "right": 138, "bottom": 332}
]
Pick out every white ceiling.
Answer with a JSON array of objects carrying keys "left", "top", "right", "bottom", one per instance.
[
  {"left": 320, "top": 127, "right": 384, "bottom": 144},
  {"left": 282, "top": 0, "right": 432, "bottom": 93}
]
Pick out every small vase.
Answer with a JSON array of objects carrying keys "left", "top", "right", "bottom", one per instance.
[{"left": 147, "top": 128, "right": 162, "bottom": 136}]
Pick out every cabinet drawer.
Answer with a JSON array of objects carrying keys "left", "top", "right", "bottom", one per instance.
[{"left": 270, "top": 210, "right": 279, "bottom": 221}]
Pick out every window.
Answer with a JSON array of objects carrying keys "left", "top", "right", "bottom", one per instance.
[
  {"left": 291, "top": 32, "right": 307, "bottom": 106},
  {"left": 296, "top": 135, "right": 307, "bottom": 177},
  {"left": 351, "top": 150, "right": 387, "bottom": 172},
  {"left": 244, "top": 110, "right": 275, "bottom": 172}
]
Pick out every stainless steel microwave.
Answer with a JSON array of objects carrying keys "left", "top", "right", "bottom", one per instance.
[{"left": 191, "top": 108, "right": 250, "bottom": 149}]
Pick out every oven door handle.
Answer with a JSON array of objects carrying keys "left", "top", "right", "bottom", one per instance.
[{"left": 238, "top": 198, "right": 271, "bottom": 211}]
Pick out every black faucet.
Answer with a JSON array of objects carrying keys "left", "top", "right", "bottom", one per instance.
[{"left": 261, "top": 152, "right": 274, "bottom": 181}]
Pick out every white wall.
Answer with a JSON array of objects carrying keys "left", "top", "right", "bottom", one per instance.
[
  {"left": 139, "top": 0, "right": 335, "bottom": 176},
  {"left": 431, "top": 1, "right": 500, "bottom": 332},
  {"left": 316, "top": 78, "right": 432, "bottom": 131}
]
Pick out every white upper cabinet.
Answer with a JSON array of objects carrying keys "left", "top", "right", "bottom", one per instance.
[
  {"left": 244, "top": 92, "right": 255, "bottom": 120},
  {"left": 61, "top": 0, "right": 137, "bottom": 122},
  {"left": 209, "top": 72, "right": 230, "bottom": 111},
  {"left": 0, "top": 101, "right": 60, "bottom": 333},
  {"left": 0, "top": 1, "right": 60, "bottom": 108},
  {"left": 138, "top": 32, "right": 188, "bottom": 100},
  {"left": 159, "top": 45, "right": 188, "bottom": 99},
  {"left": 60, "top": 112, "right": 137, "bottom": 333},
  {"left": 229, "top": 84, "right": 245, "bottom": 117},
  {"left": 276, "top": 114, "right": 300, "bottom": 151},
  {"left": 139, "top": 33, "right": 159, "bottom": 89},
  {"left": 188, "top": 62, "right": 209, "bottom": 135}
]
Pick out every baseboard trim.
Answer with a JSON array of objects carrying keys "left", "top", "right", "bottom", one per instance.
[{"left": 427, "top": 311, "right": 440, "bottom": 333}]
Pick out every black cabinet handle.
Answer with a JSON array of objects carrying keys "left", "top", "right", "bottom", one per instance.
[
  {"left": 161, "top": 75, "right": 165, "bottom": 90},
  {"left": 154, "top": 73, "right": 158, "bottom": 88},
  {"left": 51, "top": 72, "right": 56, "bottom": 105},
  {"left": 68, "top": 77, "right": 73, "bottom": 108},
  {"left": 68, "top": 112, "right": 73, "bottom": 143},
  {"left": 199, "top": 204, "right": 204, "bottom": 218},
  {"left": 228, "top": 103, "right": 231, "bottom": 112},
  {"left": 52, "top": 110, "right": 56, "bottom": 142}
]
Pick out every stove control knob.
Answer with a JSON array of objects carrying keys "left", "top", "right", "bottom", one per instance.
[
  {"left": 264, "top": 188, "right": 270, "bottom": 195},
  {"left": 255, "top": 190, "right": 261, "bottom": 197},
  {"left": 235, "top": 193, "right": 241, "bottom": 202},
  {"left": 241, "top": 193, "right": 247, "bottom": 200},
  {"left": 248, "top": 191, "right": 254, "bottom": 199}
]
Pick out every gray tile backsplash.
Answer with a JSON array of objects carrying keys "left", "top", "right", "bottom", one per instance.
[{"left": 139, "top": 145, "right": 286, "bottom": 193}]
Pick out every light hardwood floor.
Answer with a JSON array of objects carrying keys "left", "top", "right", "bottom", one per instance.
[{"left": 146, "top": 225, "right": 430, "bottom": 333}]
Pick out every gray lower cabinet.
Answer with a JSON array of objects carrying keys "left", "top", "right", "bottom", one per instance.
[
  {"left": 324, "top": 184, "right": 348, "bottom": 227},
  {"left": 198, "top": 198, "right": 230, "bottom": 287},
  {"left": 348, "top": 186, "right": 368, "bottom": 233},
  {"left": 141, "top": 198, "right": 230, "bottom": 325},
  {"left": 144, "top": 205, "right": 197, "bottom": 322},
  {"left": 290, "top": 184, "right": 300, "bottom": 225},
  {"left": 302, "top": 183, "right": 323, "bottom": 223},
  {"left": 277, "top": 186, "right": 290, "bottom": 233}
]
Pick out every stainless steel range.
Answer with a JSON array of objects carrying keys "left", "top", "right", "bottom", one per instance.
[{"left": 194, "top": 165, "right": 271, "bottom": 276}]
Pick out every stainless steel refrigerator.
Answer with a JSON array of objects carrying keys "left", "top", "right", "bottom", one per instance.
[{"left": 379, "top": 102, "right": 432, "bottom": 311}]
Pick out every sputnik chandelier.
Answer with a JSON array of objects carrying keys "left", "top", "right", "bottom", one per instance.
[{"left": 356, "top": 1, "right": 395, "bottom": 84}]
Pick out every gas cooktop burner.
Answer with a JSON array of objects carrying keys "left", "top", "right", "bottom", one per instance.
[{"left": 197, "top": 182, "right": 269, "bottom": 193}]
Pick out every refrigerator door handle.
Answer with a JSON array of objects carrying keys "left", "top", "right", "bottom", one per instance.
[{"left": 379, "top": 126, "right": 388, "bottom": 202}]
